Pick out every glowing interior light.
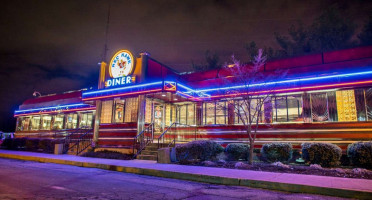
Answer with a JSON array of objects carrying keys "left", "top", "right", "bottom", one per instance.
[
  {"left": 83, "top": 89, "right": 163, "bottom": 101},
  {"left": 14, "top": 103, "right": 89, "bottom": 113},
  {"left": 83, "top": 81, "right": 163, "bottom": 95},
  {"left": 14, "top": 107, "right": 96, "bottom": 117}
]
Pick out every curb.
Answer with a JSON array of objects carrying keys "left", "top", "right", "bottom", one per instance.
[{"left": 0, "top": 153, "right": 371, "bottom": 199}]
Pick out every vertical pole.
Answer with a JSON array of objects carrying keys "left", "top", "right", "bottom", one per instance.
[
  {"left": 93, "top": 101, "right": 102, "bottom": 147},
  {"left": 137, "top": 95, "right": 146, "bottom": 137},
  {"left": 93, "top": 62, "right": 107, "bottom": 147}
]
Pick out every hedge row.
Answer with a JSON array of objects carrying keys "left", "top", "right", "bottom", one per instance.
[
  {"left": 347, "top": 142, "right": 372, "bottom": 169},
  {"left": 1, "top": 138, "right": 60, "bottom": 153},
  {"left": 175, "top": 140, "right": 372, "bottom": 168},
  {"left": 175, "top": 140, "right": 224, "bottom": 163}
]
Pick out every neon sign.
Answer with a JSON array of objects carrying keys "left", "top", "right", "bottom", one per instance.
[
  {"left": 105, "top": 76, "right": 136, "bottom": 88},
  {"left": 109, "top": 50, "right": 134, "bottom": 78}
]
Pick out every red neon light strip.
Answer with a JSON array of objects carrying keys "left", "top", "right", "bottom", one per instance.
[
  {"left": 82, "top": 89, "right": 163, "bottom": 101},
  {"left": 200, "top": 80, "right": 372, "bottom": 99},
  {"left": 14, "top": 107, "right": 96, "bottom": 117}
]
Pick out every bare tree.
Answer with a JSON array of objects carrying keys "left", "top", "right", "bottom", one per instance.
[{"left": 222, "top": 49, "right": 287, "bottom": 164}]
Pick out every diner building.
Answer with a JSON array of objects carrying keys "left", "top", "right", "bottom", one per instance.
[{"left": 14, "top": 46, "right": 372, "bottom": 155}]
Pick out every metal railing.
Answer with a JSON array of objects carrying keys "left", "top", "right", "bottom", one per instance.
[
  {"left": 63, "top": 129, "right": 93, "bottom": 155},
  {"left": 133, "top": 122, "right": 154, "bottom": 157},
  {"left": 157, "top": 122, "right": 178, "bottom": 149}
]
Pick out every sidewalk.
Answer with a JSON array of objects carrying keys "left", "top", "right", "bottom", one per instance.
[{"left": 0, "top": 150, "right": 371, "bottom": 199}]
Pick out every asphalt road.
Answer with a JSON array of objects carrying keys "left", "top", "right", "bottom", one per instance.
[{"left": 0, "top": 158, "right": 347, "bottom": 200}]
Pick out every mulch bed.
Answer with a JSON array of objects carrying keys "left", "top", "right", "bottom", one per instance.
[
  {"left": 179, "top": 160, "right": 372, "bottom": 180},
  {"left": 81, "top": 150, "right": 133, "bottom": 160}
]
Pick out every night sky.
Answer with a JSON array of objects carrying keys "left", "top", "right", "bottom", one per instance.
[{"left": 0, "top": 0, "right": 371, "bottom": 132}]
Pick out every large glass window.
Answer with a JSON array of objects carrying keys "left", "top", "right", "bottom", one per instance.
[
  {"left": 178, "top": 105, "right": 187, "bottom": 124},
  {"left": 66, "top": 113, "right": 78, "bottom": 129},
  {"left": 366, "top": 88, "right": 372, "bottom": 121},
  {"left": 52, "top": 114, "right": 64, "bottom": 130},
  {"left": 336, "top": 90, "right": 357, "bottom": 122},
  {"left": 30, "top": 116, "right": 41, "bottom": 130},
  {"left": 235, "top": 100, "right": 247, "bottom": 124},
  {"left": 80, "top": 112, "right": 94, "bottom": 128},
  {"left": 113, "top": 99, "right": 125, "bottom": 123},
  {"left": 287, "top": 95, "right": 303, "bottom": 122},
  {"left": 101, "top": 100, "right": 113, "bottom": 123},
  {"left": 204, "top": 102, "right": 215, "bottom": 125},
  {"left": 124, "top": 97, "right": 138, "bottom": 122},
  {"left": 40, "top": 115, "right": 52, "bottom": 130},
  {"left": 187, "top": 104, "right": 195, "bottom": 125},
  {"left": 311, "top": 93, "right": 329, "bottom": 122},
  {"left": 234, "top": 99, "right": 264, "bottom": 124},
  {"left": 216, "top": 102, "right": 227, "bottom": 124},
  {"left": 17, "top": 117, "right": 30, "bottom": 131},
  {"left": 273, "top": 97, "right": 287, "bottom": 122}
]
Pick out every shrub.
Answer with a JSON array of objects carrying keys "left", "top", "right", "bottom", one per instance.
[
  {"left": 347, "top": 142, "right": 372, "bottom": 169},
  {"left": 301, "top": 143, "right": 342, "bottom": 167},
  {"left": 225, "top": 143, "right": 250, "bottom": 161},
  {"left": 1, "top": 138, "right": 27, "bottom": 150},
  {"left": 261, "top": 143, "right": 293, "bottom": 163},
  {"left": 13, "top": 138, "right": 27, "bottom": 150},
  {"left": 301, "top": 143, "right": 312, "bottom": 161},
  {"left": 25, "top": 138, "right": 40, "bottom": 151},
  {"left": 38, "top": 139, "right": 54, "bottom": 153},
  {"left": 1, "top": 138, "right": 14, "bottom": 149},
  {"left": 176, "top": 140, "right": 224, "bottom": 163}
]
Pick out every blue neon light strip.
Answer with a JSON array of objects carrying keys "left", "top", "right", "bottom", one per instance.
[
  {"left": 83, "top": 81, "right": 163, "bottom": 96},
  {"left": 193, "top": 70, "right": 372, "bottom": 93},
  {"left": 14, "top": 103, "right": 90, "bottom": 113},
  {"left": 177, "top": 83, "right": 195, "bottom": 92}
]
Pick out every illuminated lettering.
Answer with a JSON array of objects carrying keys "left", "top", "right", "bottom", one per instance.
[{"left": 105, "top": 75, "right": 136, "bottom": 88}]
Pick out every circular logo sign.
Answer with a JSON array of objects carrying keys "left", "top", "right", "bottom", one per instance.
[{"left": 109, "top": 50, "right": 134, "bottom": 78}]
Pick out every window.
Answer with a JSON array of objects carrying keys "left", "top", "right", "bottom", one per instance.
[
  {"left": 311, "top": 93, "right": 329, "bottom": 122},
  {"left": 66, "top": 113, "right": 78, "bottom": 129},
  {"left": 17, "top": 117, "right": 30, "bottom": 131},
  {"left": 336, "top": 90, "right": 357, "bottom": 122},
  {"left": 40, "top": 115, "right": 52, "bottom": 130},
  {"left": 287, "top": 95, "right": 303, "bottom": 122},
  {"left": 53, "top": 114, "right": 64, "bottom": 130},
  {"left": 179, "top": 105, "right": 187, "bottom": 124},
  {"left": 273, "top": 97, "right": 287, "bottom": 122},
  {"left": 113, "top": 99, "right": 125, "bottom": 123},
  {"left": 366, "top": 88, "right": 372, "bottom": 121},
  {"left": 204, "top": 102, "right": 215, "bottom": 125},
  {"left": 235, "top": 99, "right": 264, "bottom": 124},
  {"left": 216, "top": 102, "right": 226, "bottom": 124},
  {"left": 124, "top": 97, "right": 138, "bottom": 122},
  {"left": 30, "top": 116, "right": 40, "bottom": 130},
  {"left": 165, "top": 104, "right": 172, "bottom": 126},
  {"left": 187, "top": 104, "right": 195, "bottom": 125},
  {"left": 101, "top": 100, "right": 113, "bottom": 123},
  {"left": 80, "top": 112, "right": 94, "bottom": 128}
]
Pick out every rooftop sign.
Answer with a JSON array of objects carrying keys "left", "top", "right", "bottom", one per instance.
[
  {"left": 106, "top": 50, "right": 136, "bottom": 88},
  {"left": 109, "top": 50, "right": 134, "bottom": 78}
]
